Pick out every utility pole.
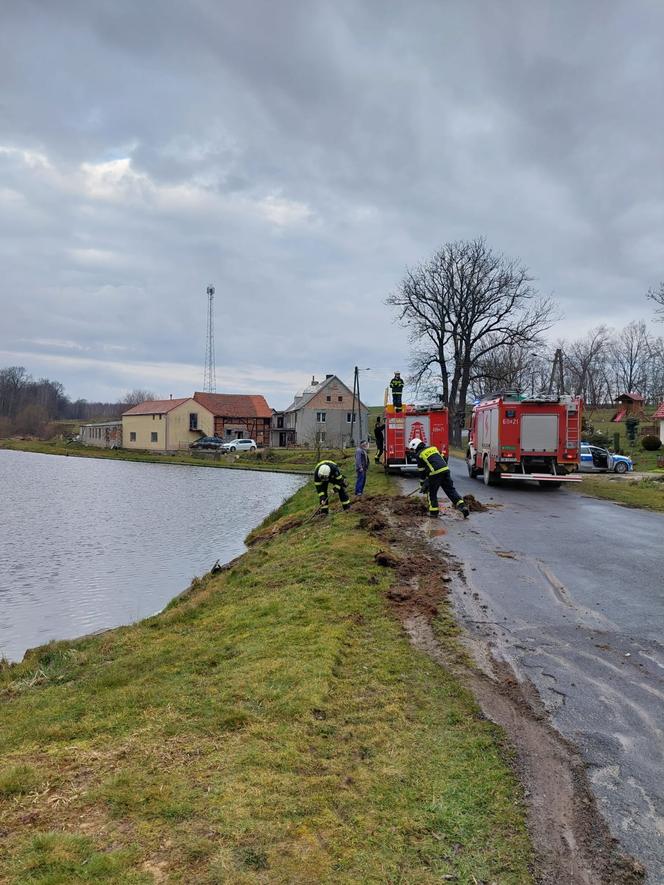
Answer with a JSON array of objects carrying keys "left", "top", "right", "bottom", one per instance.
[
  {"left": 349, "top": 366, "right": 359, "bottom": 447},
  {"left": 203, "top": 285, "right": 216, "bottom": 393},
  {"left": 547, "top": 349, "right": 565, "bottom": 396}
]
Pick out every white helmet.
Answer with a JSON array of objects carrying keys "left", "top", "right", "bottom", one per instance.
[
  {"left": 318, "top": 463, "right": 331, "bottom": 479},
  {"left": 407, "top": 438, "right": 423, "bottom": 452}
]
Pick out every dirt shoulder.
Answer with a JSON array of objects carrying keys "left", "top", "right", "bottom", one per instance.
[{"left": 354, "top": 493, "right": 645, "bottom": 885}]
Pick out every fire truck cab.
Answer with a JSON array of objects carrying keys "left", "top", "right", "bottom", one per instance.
[
  {"left": 383, "top": 403, "right": 449, "bottom": 474},
  {"left": 467, "top": 392, "right": 582, "bottom": 487}
]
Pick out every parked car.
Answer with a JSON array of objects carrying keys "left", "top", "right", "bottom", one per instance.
[
  {"left": 190, "top": 435, "right": 225, "bottom": 451},
  {"left": 579, "top": 444, "right": 633, "bottom": 474},
  {"left": 221, "top": 438, "right": 258, "bottom": 452}
]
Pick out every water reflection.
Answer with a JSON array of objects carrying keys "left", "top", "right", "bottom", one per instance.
[{"left": 0, "top": 450, "right": 305, "bottom": 661}]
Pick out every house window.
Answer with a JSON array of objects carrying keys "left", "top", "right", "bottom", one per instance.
[
  {"left": 151, "top": 432, "right": 158, "bottom": 443},
  {"left": 326, "top": 395, "right": 331, "bottom": 402},
  {"left": 130, "top": 431, "right": 136, "bottom": 442},
  {"left": 338, "top": 396, "right": 343, "bottom": 402},
  {"left": 189, "top": 412, "right": 198, "bottom": 430},
  {"left": 346, "top": 412, "right": 353, "bottom": 423},
  {"left": 316, "top": 412, "right": 326, "bottom": 423},
  {"left": 277, "top": 415, "right": 284, "bottom": 428},
  {"left": 317, "top": 431, "right": 326, "bottom": 443}
]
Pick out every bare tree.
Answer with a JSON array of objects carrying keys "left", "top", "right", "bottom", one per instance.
[
  {"left": 121, "top": 389, "right": 157, "bottom": 407},
  {"left": 647, "top": 283, "right": 664, "bottom": 321},
  {"left": 564, "top": 326, "right": 613, "bottom": 404},
  {"left": 387, "top": 238, "right": 555, "bottom": 445},
  {"left": 610, "top": 321, "right": 652, "bottom": 394}
]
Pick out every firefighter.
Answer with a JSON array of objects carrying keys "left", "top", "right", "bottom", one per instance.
[
  {"left": 313, "top": 460, "right": 351, "bottom": 515},
  {"left": 373, "top": 416, "right": 385, "bottom": 464},
  {"left": 389, "top": 372, "right": 404, "bottom": 412},
  {"left": 407, "top": 438, "right": 469, "bottom": 519}
]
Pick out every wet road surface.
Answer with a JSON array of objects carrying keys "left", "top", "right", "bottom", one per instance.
[{"left": 404, "top": 458, "right": 664, "bottom": 881}]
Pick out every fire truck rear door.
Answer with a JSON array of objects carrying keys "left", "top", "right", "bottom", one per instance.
[{"left": 521, "top": 414, "right": 559, "bottom": 453}]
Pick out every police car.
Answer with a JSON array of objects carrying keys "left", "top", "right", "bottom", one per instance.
[{"left": 579, "top": 444, "right": 633, "bottom": 474}]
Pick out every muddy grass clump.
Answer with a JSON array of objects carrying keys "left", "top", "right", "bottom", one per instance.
[{"left": 463, "top": 494, "right": 488, "bottom": 512}]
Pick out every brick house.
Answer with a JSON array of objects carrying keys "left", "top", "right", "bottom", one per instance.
[{"left": 193, "top": 392, "right": 272, "bottom": 446}]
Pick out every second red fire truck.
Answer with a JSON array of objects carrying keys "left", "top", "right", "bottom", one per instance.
[
  {"left": 466, "top": 391, "right": 583, "bottom": 486},
  {"left": 383, "top": 402, "right": 449, "bottom": 474}
]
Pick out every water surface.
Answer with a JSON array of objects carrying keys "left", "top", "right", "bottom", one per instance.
[{"left": 0, "top": 450, "right": 305, "bottom": 661}]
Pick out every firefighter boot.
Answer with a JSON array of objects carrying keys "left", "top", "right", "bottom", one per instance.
[{"left": 456, "top": 500, "right": 470, "bottom": 519}]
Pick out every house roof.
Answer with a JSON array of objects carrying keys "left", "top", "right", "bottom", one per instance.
[
  {"left": 193, "top": 392, "right": 272, "bottom": 418},
  {"left": 122, "top": 398, "right": 189, "bottom": 416},
  {"left": 653, "top": 402, "right": 664, "bottom": 420},
  {"left": 284, "top": 374, "right": 367, "bottom": 413},
  {"left": 616, "top": 392, "right": 645, "bottom": 402}
]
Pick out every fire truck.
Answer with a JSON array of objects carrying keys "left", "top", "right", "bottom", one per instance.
[
  {"left": 466, "top": 392, "right": 582, "bottom": 486},
  {"left": 383, "top": 403, "right": 449, "bottom": 474}
]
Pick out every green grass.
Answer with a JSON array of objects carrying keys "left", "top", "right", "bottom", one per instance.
[
  {"left": 0, "top": 438, "right": 357, "bottom": 476},
  {"left": 0, "top": 468, "right": 532, "bottom": 884},
  {"left": 568, "top": 474, "right": 664, "bottom": 513}
]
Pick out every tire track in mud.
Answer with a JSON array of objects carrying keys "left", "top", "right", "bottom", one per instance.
[{"left": 357, "top": 494, "right": 645, "bottom": 885}]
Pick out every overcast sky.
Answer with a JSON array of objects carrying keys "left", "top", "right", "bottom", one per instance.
[{"left": 1, "top": 0, "right": 662, "bottom": 408}]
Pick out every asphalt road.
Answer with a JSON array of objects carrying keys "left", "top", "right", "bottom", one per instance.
[{"left": 403, "top": 458, "right": 664, "bottom": 882}]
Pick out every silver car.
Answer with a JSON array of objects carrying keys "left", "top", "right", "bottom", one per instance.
[{"left": 221, "top": 438, "right": 258, "bottom": 453}]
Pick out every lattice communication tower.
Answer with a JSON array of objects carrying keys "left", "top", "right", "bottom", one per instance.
[{"left": 203, "top": 284, "right": 217, "bottom": 393}]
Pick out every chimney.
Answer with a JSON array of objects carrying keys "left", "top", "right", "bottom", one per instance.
[
  {"left": 170, "top": 394, "right": 173, "bottom": 399},
  {"left": 326, "top": 374, "right": 333, "bottom": 379}
]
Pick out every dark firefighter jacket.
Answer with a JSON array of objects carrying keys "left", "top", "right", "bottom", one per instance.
[
  {"left": 389, "top": 376, "right": 404, "bottom": 393},
  {"left": 416, "top": 445, "right": 450, "bottom": 479},
  {"left": 313, "top": 460, "right": 344, "bottom": 484}
]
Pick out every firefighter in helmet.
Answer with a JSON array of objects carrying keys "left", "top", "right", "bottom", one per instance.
[
  {"left": 313, "top": 460, "right": 351, "bottom": 516},
  {"left": 389, "top": 371, "right": 404, "bottom": 412},
  {"left": 408, "top": 438, "right": 469, "bottom": 519}
]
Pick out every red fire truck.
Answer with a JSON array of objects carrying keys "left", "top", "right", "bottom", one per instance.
[
  {"left": 384, "top": 403, "right": 449, "bottom": 474},
  {"left": 466, "top": 392, "right": 582, "bottom": 486}
]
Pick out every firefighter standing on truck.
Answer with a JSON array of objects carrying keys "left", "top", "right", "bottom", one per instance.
[
  {"left": 389, "top": 372, "right": 404, "bottom": 412},
  {"left": 313, "top": 460, "right": 351, "bottom": 516},
  {"left": 408, "top": 438, "right": 469, "bottom": 519}
]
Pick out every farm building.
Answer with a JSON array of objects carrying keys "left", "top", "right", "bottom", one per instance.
[
  {"left": 80, "top": 421, "right": 123, "bottom": 448},
  {"left": 192, "top": 392, "right": 272, "bottom": 446},
  {"left": 122, "top": 398, "right": 214, "bottom": 451}
]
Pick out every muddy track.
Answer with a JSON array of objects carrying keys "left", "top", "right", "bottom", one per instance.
[{"left": 356, "top": 494, "right": 645, "bottom": 885}]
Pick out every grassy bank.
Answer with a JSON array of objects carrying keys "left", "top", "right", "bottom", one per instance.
[
  {"left": 0, "top": 469, "right": 532, "bottom": 884},
  {"left": 567, "top": 474, "right": 664, "bottom": 513},
  {"left": 0, "top": 439, "right": 358, "bottom": 476}
]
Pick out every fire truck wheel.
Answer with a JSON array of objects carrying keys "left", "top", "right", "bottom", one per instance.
[
  {"left": 482, "top": 456, "right": 496, "bottom": 486},
  {"left": 466, "top": 454, "right": 479, "bottom": 479}
]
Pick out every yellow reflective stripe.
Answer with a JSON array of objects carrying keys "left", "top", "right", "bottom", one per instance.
[{"left": 430, "top": 466, "right": 449, "bottom": 475}]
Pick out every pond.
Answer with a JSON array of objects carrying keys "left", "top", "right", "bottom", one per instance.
[{"left": 0, "top": 450, "right": 305, "bottom": 662}]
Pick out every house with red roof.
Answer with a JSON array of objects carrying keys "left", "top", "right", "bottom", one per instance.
[
  {"left": 192, "top": 392, "right": 272, "bottom": 446},
  {"left": 122, "top": 397, "right": 214, "bottom": 451},
  {"left": 121, "top": 392, "right": 274, "bottom": 451},
  {"left": 653, "top": 401, "right": 664, "bottom": 445}
]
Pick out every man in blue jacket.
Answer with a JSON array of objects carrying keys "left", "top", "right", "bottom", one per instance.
[{"left": 355, "top": 440, "right": 369, "bottom": 495}]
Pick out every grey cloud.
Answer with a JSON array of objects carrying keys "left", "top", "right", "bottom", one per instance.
[{"left": 1, "top": 0, "right": 663, "bottom": 406}]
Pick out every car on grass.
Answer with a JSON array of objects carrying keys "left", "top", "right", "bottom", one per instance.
[
  {"left": 579, "top": 444, "right": 633, "bottom": 474},
  {"left": 221, "top": 438, "right": 258, "bottom": 453},
  {"left": 190, "top": 435, "right": 225, "bottom": 451}
]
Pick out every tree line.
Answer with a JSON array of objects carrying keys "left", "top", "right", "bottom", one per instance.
[
  {"left": 388, "top": 237, "right": 663, "bottom": 445},
  {"left": 0, "top": 367, "right": 155, "bottom": 438}
]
